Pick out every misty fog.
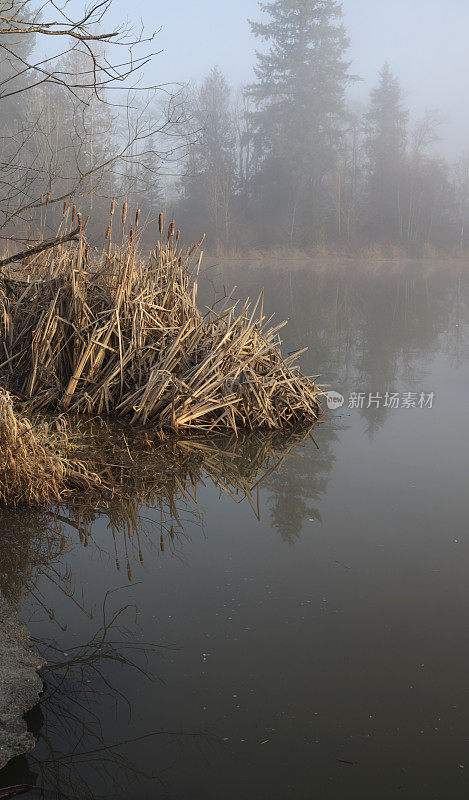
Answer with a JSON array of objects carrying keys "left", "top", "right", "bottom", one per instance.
[
  {"left": 2, "top": 0, "right": 469, "bottom": 255},
  {"left": 1, "top": 4, "right": 469, "bottom": 800}
]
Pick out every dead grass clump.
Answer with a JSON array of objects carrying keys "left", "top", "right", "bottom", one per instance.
[
  {"left": 0, "top": 390, "right": 99, "bottom": 506},
  {"left": 0, "top": 390, "right": 313, "bottom": 509},
  {"left": 0, "top": 206, "right": 322, "bottom": 433},
  {"left": 0, "top": 389, "right": 66, "bottom": 505}
]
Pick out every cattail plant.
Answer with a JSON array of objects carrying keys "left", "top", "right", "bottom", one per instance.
[
  {"left": 0, "top": 206, "right": 323, "bottom": 438},
  {"left": 107, "top": 199, "right": 116, "bottom": 254}
]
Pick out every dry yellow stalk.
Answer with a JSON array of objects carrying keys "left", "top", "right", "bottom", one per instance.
[{"left": 0, "top": 210, "right": 323, "bottom": 435}]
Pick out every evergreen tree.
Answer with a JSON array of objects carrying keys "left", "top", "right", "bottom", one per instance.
[
  {"left": 364, "top": 63, "right": 408, "bottom": 240},
  {"left": 246, "top": 0, "right": 354, "bottom": 245}
]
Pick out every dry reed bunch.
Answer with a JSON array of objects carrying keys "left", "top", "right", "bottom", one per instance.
[
  {"left": 0, "top": 389, "right": 100, "bottom": 506},
  {"left": 0, "top": 204, "right": 323, "bottom": 433}
]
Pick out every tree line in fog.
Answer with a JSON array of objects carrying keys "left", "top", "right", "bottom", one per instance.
[
  {"left": 2, "top": 0, "right": 469, "bottom": 255},
  {"left": 176, "top": 0, "right": 469, "bottom": 255}
]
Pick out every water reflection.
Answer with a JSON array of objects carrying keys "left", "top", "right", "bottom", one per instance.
[
  {"left": 0, "top": 260, "right": 468, "bottom": 799},
  {"left": 205, "top": 259, "right": 468, "bottom": 438},
  {"left": 1, "top": 429, "right": 324, "bottom": 605},
  {"left": 0, "top": 425, "right": 328, "bottom": 799},
  {"left": 269, "top": 424, "right": 341, "bottom": 542},
  {"left": 29, "top": 596, "right": 220, "bottom": 799},
  {"left": 1, "top": 590, "right": 218, "bottom": 799}
]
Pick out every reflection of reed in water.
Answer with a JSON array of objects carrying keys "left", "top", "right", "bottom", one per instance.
[
  {"left": 0, "top": 426, "right": 318, "bottom": 607},
  {"left": 0, "top": 507, "right": 72, "bottom": 611},
  {"left": 62, "top": 425, "right": 317, "bottom": 576},
  {"left": 0, "top": 427, "right": 326, "bottom": 798},
  {"left": 0, "top": 430, "right": 316, "bottom": 798}
]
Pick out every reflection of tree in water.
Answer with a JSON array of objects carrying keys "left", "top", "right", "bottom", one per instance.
[
  {"left": 351, "top": 270, "right": 457, "bottom": 438},
  {"left": 59, "top": 428, "right": 323, "bottom": 583},
  {"left": 268, "top": 423, "right": 341, "bottom": 544},
  {"left": 0, "top": 429, "right": 320, "bottom": 606},
  {"left": 0, "top": 425, "right": 332, "bottom": 799},
  {"left": 28, "top": 592, "right": 216, "bottom": 800},
  {"left": 0, "top": 586, "right": 217, "bottom": 800},
  {"left": 0, "top": 498, "right": 222, "bottom": 798},
  {"left": 443, "top": 269, "right": 469, "bottom": 368},
  {"left": 212, "top": 260, "right": 469, "bottom": 440}
]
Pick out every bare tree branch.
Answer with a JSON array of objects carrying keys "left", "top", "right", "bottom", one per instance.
[
  {"left": 0, "top": 0, "right": 184, "bottom": 238},
  {"left": 0, "top": 224, "right": 82, "bottom": 268}
]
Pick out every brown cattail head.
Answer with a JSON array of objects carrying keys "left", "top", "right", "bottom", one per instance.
[
  {"left": 122, "top": 202, "right": 127, "bottom": 227},
  {"left": 77, "top": 212, "right": 82, "bottom": 228},
  {"left": 72, "top": 205, "right": 76, "bottom": 223},
  {"left": 158, "top": 212, "right": 163, "bottom": 234},
  {"left": 110, "top": 198, "right": 115, "bottom": 216},
  {"left": 105, "top": 225, "right": 111, "bottom": 240},
  {"left": 168, "top": 220, "right": 175, "bottom": 240},
  {"left": 197, "top": 233, "right": 206, "bottom": 247},
  {"left": 83, "top": 215, "right": 90, "bottom": 230},
  {"left": 135, "top": 208, "right": 140, "bottom": 228},
  {"left": 176, "top": 229, "right": 180, "bottom": 243},
  {"left": 63, "top": 200, "right": 67, "bottom": 213},
  {"left": 46, "top": 191, "right": 51, "bottom": 206},
  {"left": 40, "top": 193, "right": 44, "bottom": 204},
  {"left": 129, "top": 228, "right": 134, "bottom": 245}
]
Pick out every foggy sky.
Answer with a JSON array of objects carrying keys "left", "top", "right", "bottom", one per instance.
[{"left": 108, "top": 0, "right": 468, "bottom": 160}]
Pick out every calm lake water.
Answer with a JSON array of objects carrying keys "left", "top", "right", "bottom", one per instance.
[{"left": 1, "top": 258, "right": 468, "bottom": 799}]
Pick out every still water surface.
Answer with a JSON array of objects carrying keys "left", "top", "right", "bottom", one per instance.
[{"left": 1, "top": 259, "right": 468, "bottom": 799}]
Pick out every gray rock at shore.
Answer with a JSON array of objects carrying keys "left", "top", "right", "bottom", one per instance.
[{"left": 0, "top": 595, "right": 45, "bottom": 770}]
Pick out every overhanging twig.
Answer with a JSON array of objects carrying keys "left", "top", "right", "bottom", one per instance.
[{"left": 0, "top": 227, "right": 83, "bottom": 270}]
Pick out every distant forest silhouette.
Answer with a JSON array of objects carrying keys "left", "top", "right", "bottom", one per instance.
[{"left": 2, "top": 0, "right": 469, "bottom": 256}]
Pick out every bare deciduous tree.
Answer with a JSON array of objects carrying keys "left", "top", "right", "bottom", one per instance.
[{"left": 0, "top": 0, "right": 181, "bottom": 240}]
